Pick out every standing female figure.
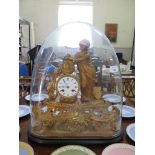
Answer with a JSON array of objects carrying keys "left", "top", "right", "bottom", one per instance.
[{"left": 74, "top": 39, "right": 96, "bottom": 102}]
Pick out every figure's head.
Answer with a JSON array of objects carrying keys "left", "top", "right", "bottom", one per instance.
[{"left": 79, "top": 39, "right": 90, "bottom": 51}]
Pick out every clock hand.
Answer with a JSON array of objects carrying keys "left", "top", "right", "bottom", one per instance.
[
  {"left": 60, "top": 89, "right": 64, "bottom": 92},
  {"left": 72, "top": 89, "right": 76, "bottom": 92},
  {"left": 63, "top": 79, "right": 69, "bottom": 87}
]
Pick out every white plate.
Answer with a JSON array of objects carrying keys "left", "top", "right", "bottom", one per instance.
[
  {"left": 102, "top": 94, "right": 126, "bottom": 103},
  {"left": 19, "top": 141, "right": 34, "bottom": 155},
  {"left": 50, "top": 145, "right": 96, "bottom": 155},
  {"left": 122, "top": 105, "right": 135, "bottom": 118},
  {"left": 25, "top": 94, "right": 49, "bottom": 101},
  {"left": 126, "top": 123, "right": 135, "bottom": 142},
  {"left": 25, "top": 95, "right": 30, "bottom": 101},
  {"left": 19, "top": 105, "right": 30, "bottom": 118},
  {"left": 101, "top": 143, "right": 135, "bottom": 155}
]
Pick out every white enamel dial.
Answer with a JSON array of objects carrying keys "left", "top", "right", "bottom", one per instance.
[{"left": 57, "top": 76, "right": 79, "bottom": 98}]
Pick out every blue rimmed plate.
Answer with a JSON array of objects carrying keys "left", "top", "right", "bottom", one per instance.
[
  {"left": 19, "top": 142, "right": 34, "bottom": 155},
  {"left": 19, "top": 105, "right": 30, "bottom": 118},
  {"left": 122, "top": 105, "right": 135, "bottom": 118},
  {"left": 25, "top": 94, "right": 49, "bottom": 101},
  {"left": 102, "top": 94, "right": 126, "bottom": 103},
  {"left": 50, "top": 145, "right": 96, "bottom": 155},
  {"left": 126, "top": 123, "right": 135, "bottom": 142}
]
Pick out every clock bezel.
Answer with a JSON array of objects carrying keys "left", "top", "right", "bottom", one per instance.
[{"left": 56, "top": 74, "right": 80, "bottom": 99}]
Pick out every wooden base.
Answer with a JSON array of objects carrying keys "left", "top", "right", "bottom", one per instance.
[{"left": 28, "top": 125, "right": 124, "bottom": 145}]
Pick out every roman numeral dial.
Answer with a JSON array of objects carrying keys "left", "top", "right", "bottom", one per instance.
[{"left": 57, "top": 76, "right": 79, "bottom": 98}]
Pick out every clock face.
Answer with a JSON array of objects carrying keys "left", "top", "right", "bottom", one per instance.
[{"left": 57, "top": 76, "right": 79, "bottom": 98}]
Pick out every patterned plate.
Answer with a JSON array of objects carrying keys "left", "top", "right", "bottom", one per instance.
[
  {"left": 122, "top": 105, "right": 135, "bottom": 118},
  {"left": 19, "top": 142, "right": 34, "bottom": 155},
  {"left": 25, "top": 94, "right": 49, "bottom": 101},
  {"left": 102, "top": 143, "right": 135, "bottom": 155},
  {"left": 103, "top": 94, "right": 126, "bottom": 103},
  {"left": 50, "top": 145, "right": 96, "bottom": 155},
  {"left": 126, "top": 123, "right": 135, "bottom": 142},
  {"left": 19, "top": 105, "right": 30, "bottom": 118}
]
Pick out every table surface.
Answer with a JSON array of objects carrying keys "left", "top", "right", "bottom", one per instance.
[{"left": 19, "top": 97, "right": 135, "bottom": 155}]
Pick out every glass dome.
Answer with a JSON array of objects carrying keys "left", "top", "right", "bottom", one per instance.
[{"left": 29, "top": 22, "right": 123, "bottom": 143}]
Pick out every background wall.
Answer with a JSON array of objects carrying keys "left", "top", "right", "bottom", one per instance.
[{"left": 19, "top": 0, "right": 135, "bottom": 61}]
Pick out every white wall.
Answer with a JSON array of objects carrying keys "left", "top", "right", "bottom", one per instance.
[
  {"left": 19, "top": 0, "right": 58, "bottom": 45},
  {"left": 19, "top": 0, "right": 135, "bottom": 61},
  {"left": 93, "top": 0, "right": 135, "bottom": 61}
]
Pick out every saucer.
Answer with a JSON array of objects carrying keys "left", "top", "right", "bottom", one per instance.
[
  {"left": 101, "top": 143, "right": 135, "bottom": 155},
  {"left": 122, "top": 105, "right": 135, "bottom": 118},
  {"left": 126, "top": 123, "right": 135, "bottom": 142},
  {"left": 25, "top": 93, "right": 49, "bottom": 101},
  {"left": 19, "top": 105, "right": 30, "bottom": 118},
  {"left": 50, "top": 145, "right": 96, "bottom": 155}
]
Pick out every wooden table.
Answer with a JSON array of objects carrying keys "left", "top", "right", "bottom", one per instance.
[{"left": 19, "top": 98, "right": 135, "bottom": 155}]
